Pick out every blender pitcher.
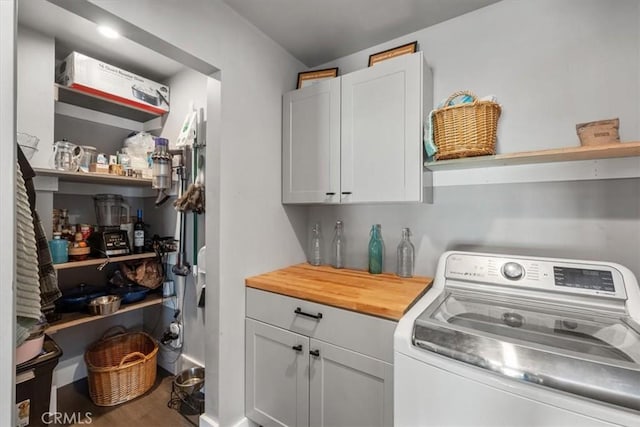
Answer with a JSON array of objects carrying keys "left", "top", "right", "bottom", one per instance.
[{"left": 94, "top": 194, "right": 131, "bottom": 228}]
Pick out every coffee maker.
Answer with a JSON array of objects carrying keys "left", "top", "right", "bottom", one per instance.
[{"left": 88, "top": 194, "right": 131, "bottom": 257}]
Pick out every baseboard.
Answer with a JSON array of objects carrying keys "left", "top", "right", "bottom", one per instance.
[
  {"left": 199, "top": 413, "right": 218, "bottom": 427},
  {"left": 198, "top": 415, "right": 252, "bottom": 427}
]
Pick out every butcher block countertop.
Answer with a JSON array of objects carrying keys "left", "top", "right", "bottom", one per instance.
[{"left": 245, "top": 263, "right": 433, "bottom": 321}]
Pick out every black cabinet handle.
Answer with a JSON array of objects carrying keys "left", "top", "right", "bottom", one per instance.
[
  {"left": 341, "top": 191, "right": 352, "bottom": 195},
  {"left": 292, "top": 344, "right": 303, "bottom": 352},
  {"left": 325, "top": 192, "right": 336, "bottom": 196},
  {"left": 294, "top": 307, "right": 323, "bottom": 320},
  {"left": 309, "top": 349, "right": 320, "bottom": 357}
]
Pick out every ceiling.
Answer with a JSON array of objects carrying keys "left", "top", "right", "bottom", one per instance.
[
  {"left": 222, "top": 0, "right": 501, "bottom": 67},
  {"left": 17, "top": 0, "right": 185, "bottom": 82},
  {"left": 17, "top": 0, "right": 501, "bottom": 78}
]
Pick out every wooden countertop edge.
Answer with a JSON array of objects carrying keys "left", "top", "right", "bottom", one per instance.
[{"left": 245, "top": 264, "right": 433, "bottom": 321}]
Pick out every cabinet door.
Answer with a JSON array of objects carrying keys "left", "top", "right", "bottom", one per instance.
[
  {"left": 341, "top": 52, "right": 422, "bottom": 203},
  {"left": 282, "top": 78, "right": 341, "bottom": 204},
  {"left": 246, "top": 319, "right": 310, "bottom": 427},
  {"left": 309, "top": 339, "right": 393, "bottom": 427}
]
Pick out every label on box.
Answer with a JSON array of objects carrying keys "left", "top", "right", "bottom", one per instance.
[{"left": 56, "top": 51, "right": 170, "bottom": 115}]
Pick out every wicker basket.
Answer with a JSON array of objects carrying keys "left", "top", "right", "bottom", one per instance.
[
  {"left": 84, "top": 326, "right": 158, "bottom": 406},
  {"left": 433, "top": 91, "right": 501, "bottom": 160}
]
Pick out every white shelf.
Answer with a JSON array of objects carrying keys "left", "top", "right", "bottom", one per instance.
[
  {"left": 54, "top": 83, "right": 163, "bottom": 123},
  {"left": 34, "top": 168, "right": 152, "bottom": 186},
  {"left": 53, "top": 252, "right": 159, "bottom": 270},
  {"left": 424, "top": 142, "right": 640, "bottom": 189},
  {"left": 46, "top": 294, "right": 163, "bottom": 334}
]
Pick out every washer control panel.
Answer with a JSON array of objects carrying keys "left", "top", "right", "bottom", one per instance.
[{"left": 444, "top": 253, "right": 627, "bottom": 300}]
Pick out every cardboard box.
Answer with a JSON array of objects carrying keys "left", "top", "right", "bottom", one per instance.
[{"left": 56, "top": 51, "right": 170, "bottom": 115}]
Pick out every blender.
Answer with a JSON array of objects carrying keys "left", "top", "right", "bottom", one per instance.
[{"left": 88, "top": 195, "right": 132, "bottom": 257}]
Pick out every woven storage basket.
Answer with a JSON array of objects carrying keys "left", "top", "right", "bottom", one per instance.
[
  {"left": 84, "top": 326, "right": 158, "bottom": 406},
  {"left": 433, "top": 91, "right": 501, "bottom": 160}
]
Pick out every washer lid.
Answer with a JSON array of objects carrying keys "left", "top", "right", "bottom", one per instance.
[{"left": 413, "top": 290, "right": 640, "bottom": 411}]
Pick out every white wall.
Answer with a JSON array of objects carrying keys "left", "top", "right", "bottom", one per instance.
[
  {"left": 0, "top": 1, "right": 17, "bottom": 425},
  {"left": 17, "top": 25, "right": 55, "bottom": 169},
  {"left": 309, "top": 0, "right": 640, "bottom": 278},
  {"left": 85, "top": 1, "right": 308, "bottom": 425}
]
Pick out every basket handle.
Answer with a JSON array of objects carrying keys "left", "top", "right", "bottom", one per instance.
[
  {"left": 118, "top": 352, "right": 147, "bottom": 367},
  {"left": 444, "top": 90, "right": 477, "bottom": 106},
  {"left": 100, "top": 325, "right": 128, "bottom": 340}
]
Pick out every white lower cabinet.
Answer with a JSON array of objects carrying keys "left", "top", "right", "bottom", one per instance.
[{"left": 245, "top": 289, "right": 395, "bottom": 427}]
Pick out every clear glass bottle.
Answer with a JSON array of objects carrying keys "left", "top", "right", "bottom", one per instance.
[
  {"left": 368, "top": 224, "right": 384, "bottom": 274},
  {"left": 331, "top": 220, "right": 345, "bottom": 269},
  {"left": 396, "top": 227, "right": 415, "bottom": 278},
  {"left": 309, "top": 222, "right": 323, "bottom": 266}
]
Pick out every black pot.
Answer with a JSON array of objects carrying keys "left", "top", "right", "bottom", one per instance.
[
  {"left": 108, "top": 285, "right": 149, "bottom": 304},
  {"left": 57, "top": 284, "right": 107, "bottom": 312}
]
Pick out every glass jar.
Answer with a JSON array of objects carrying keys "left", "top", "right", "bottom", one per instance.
[
  {"left": 368, "top": 224, "right": 384, "bottom": 274},
  {"left": 396, "top": 227, "right": 415, "bottom": 278},
  {"left": 49, "top": 232, "right": 68, "bottom": 264}
]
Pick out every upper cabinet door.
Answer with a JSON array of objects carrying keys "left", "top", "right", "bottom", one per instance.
[
  {"left": 341, "top": 53, "right": 423, "bottom": 203},
  {"left": 282, "top": 78, "right": 341, "bottom": 204}
]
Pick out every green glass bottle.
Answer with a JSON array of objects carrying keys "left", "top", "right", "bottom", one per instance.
[{"left": 368, "top": 224, "right": 384, "bottom": 274}]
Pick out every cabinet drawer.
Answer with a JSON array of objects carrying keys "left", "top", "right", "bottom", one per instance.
[{"left": 246, "top": 288, "right": 396, "bottom": 363}]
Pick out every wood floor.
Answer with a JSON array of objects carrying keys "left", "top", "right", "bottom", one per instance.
[{"left": 58, "top": 368, "right": 197, "bottom": 427}]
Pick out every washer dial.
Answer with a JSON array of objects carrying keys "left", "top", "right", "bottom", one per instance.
[{"left": 502, "top": 262, "right": 524, "bottom": 280}]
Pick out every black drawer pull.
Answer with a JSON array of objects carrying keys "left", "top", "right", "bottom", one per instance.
[
  {"left": 309, "top": 349, "right": 320, "bottom": 357},
  {"left": 292, "top": 344, "right": 303, "bottom": 352},
  {"left": 294, "top": 307, "right": 323, "bottom": 320},
  {"left": 341, "top": 191, "right": 352, "bottom": 195},
  {"left": 325, "top": 192, "right": 336, "bottom": 196}
]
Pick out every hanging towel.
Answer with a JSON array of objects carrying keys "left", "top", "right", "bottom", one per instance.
[
  {"left": 15, "top": 162, "right": 42, "bottom": 346},
  {"left": 18, "top": 146, "right": 61, "bottom": 316}
]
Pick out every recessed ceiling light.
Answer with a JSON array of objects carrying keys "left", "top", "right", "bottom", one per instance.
[{"left": 97, "top": 25, "right": 120, "bottom": 39}]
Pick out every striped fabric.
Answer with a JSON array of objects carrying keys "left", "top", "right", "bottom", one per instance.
[{"left": 15, "top": 163, "right": 42, "bottom": 346}]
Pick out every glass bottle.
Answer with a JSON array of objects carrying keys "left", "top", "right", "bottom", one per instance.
[
  {"left": 331, "top": 220, "right": 345, "bottom": 269},
  {"left": 396, "top": 227, "right": 415, "bottom": 278},
  {"left": 133, "top": 209, "right": 145, "bottom": 254},
  {"left": 368, "top": 224, "right": 384, "bottom": 274},
  {"left": 309, "top": 222, "right": 323, "bottom": 266}
]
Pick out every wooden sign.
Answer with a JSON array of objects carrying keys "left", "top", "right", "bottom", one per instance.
[
  {"left": 368, "top": 41, "right": 418, "bottom": 66},
  {"left": 297, "top": 67, "right": 339, "bottom": 89}
]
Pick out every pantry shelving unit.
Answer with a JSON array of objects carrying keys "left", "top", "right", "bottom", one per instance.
[
  {"left": 423, "top": 141, "right": 640, "bottom": 194},
  {"left": 45, "top": 294, "right": 164, "bottom": 334}
]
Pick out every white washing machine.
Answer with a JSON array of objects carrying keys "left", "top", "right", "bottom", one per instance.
[{"left": 394, "top": 251, "right": 640, "bottom": 426}]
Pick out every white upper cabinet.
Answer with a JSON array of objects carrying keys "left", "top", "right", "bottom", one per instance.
[
  {"left": 282, "top": 78, "right": 341, "bottom": 204},
  {"left": 282, "top": 52, "right": 431, "bottom": 204},
  {"left": 341, "top": 52, "right": 423, "bottom": 203}
]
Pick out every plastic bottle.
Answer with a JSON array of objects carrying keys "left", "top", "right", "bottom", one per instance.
[
  {"left": 49, "top": 232, "right": 69, "bottom": 264},
  {"left": 331, "top": 220, "right": 345, "bottom": 269},
  {"left": 396, "top": 227, "right": 415, "bottom": 278},
  {"left": 368, "top": 224, "right": 384, "bottom": 274},
  {"left": 133, "top": 209, "right": 145, "bottom": 254},
  {"left": 309, "top": 222, "right": 323, "bottom": 266}
]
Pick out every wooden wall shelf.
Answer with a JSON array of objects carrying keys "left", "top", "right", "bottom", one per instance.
[{"left": 424, "top": 141, "right": 640, "bottom": 171}]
